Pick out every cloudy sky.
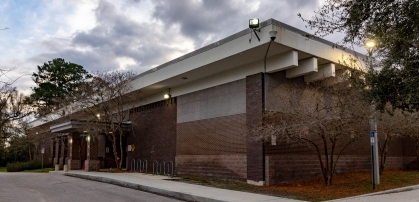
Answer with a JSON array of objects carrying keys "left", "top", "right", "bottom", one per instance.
[{"left": 0, "top": 0, "right": 345, "bottom": 94}]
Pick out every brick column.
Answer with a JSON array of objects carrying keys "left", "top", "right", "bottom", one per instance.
[
  {"left": 85, "top": 136, "right": 100, "bottom": 171},
  {"left": 246, "top": 73, "right": 265, "bottom": 186},
  {"left": 67, "top": 133, "right": 81, "bottom": 170},
  {"left": 59, "top": 137, "right": 66, "bottom": 166},
  {"left": 54, "top": 138, "right": 59, "bottom": 165}
]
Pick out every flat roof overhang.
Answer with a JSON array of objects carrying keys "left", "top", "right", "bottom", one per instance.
[
  {"left": 50, "top": 121, "right": 131, "bottom": 133},
  {"left": 129, "top": 19, "right": 366, "bottom": 99}
]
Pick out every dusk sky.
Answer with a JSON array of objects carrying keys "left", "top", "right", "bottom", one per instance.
[{"left": 0, "top": 0, "right": 355, "bottom": 94}]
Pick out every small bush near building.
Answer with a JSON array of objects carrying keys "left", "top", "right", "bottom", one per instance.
[{"left": 6, "top": 160, "right": 43, "bottom": 172}]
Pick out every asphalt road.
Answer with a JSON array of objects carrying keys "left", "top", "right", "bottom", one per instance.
[{"left": 0, "top": 172, "right": 183, "bottom": 202}]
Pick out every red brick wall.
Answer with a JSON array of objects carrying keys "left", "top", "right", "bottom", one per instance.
[
  {"left": 127, "top": 100, "right": 177, "bottom": 172},
  {"left": 176, "top": 155, "right": 247, "bottom": 181},
  {"left": 246, "top": 73, "right": 265, "bottom": 182},
  {"left": 176, "top": 113, "right": 246, "bottom": 180},
  {"left": 176, "top": 114, "right": 246, "bottom": 155}
]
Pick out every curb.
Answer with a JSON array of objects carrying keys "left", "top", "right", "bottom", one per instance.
[
  {"left": 63, "top": 173, "right": 224, "bottom": 202},
  {"left": 326, "top": 184, "right": 419, "bottom": 201}
]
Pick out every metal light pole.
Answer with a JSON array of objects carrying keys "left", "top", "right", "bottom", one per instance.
[{"left": 365, "top": 39, "right": 380, "bottom": 189}]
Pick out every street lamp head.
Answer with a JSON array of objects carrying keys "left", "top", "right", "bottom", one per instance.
[
  {"left": 269, "top": 30, "right": 277, "bottom": 41},
  {"left": 365, "top": 39, "right": 376, "bottom": 49},
  {"left": 249, "top": 18, "right": 259, "bottom": 29}
]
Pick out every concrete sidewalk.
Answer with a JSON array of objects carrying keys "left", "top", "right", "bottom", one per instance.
[{"left": 56, "top": 170, "right": 303, "bottom": 202}]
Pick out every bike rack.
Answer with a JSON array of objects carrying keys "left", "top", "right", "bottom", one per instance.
[
  {"left": 142, "top": 159, "right": 148, "bottom": 174},
  {"left": 130, "top": 159, "right": 136, "bottom": 172},
  {"left": 153, "top": 160, "right": 159, "bottom": 175},
  {"left": 151, "top": 160, "right": 174, "bottom": 177},
  {"left": 161, "top": 161, "right": 166, "bottom": 175},
  {"left": 136, "top": 160, "right": 141, "bottom": 173},
  {"left": 168, "top": 161, "right": 174, "bottom": 178}
]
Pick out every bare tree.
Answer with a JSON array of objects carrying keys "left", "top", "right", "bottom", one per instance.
[
  {"left": 375, "top": 106, "right": 411, "bottom": 174},
  {"left": 0, "top": 85, "right": 34, "bottom": 140},
  {"left": 77, "top": 70, "right": 141, "bottom": 170},
  {"left": 404, "top": 112, "right": 419, "bottom": 169},
  {"left": 255, "top": 79, "right": 369, "bottom": 185}
]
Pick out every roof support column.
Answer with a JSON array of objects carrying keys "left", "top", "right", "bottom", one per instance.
[
  {"left": 246, "top": 73, "right": 265, "bottom": 186},
  {"left": 85, "top": 135, "right": 100, "bottom": 171},
  {"left": 67, "top": 133, "right": 82, "bottom": 170}
]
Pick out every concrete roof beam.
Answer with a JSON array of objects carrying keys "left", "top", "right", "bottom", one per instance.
[
  {"left": 304, "top": 63, "right": 336, "bottom": 82},
  {"left": 286, "top": 57, "right": 318, "bottom": 78},
  {"left": 266, "top": 50, "right": 298, "bottom": 73}
]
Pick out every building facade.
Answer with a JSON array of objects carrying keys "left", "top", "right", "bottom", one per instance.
[{"left": 29, "top": 19, "right": 417, "bottom": 186}]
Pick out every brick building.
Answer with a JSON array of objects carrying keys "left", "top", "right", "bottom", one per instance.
[{"left": 29, "top": 19, "right": 416, "bottom": 186}]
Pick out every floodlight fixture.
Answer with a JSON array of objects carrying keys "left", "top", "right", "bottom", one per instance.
[
  {"left": 249, "top": 18, "right": 260, "bottom": 43},
  {"left": 249, "top": 18, "right": 259, "bottom": 29}
]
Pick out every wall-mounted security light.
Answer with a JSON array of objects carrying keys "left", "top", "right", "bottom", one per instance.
[
  {"left": 86, "top": 135, "right": 90, "bottom": 142},
  {"left": 249, "top": 18, "right": 259, "bottom": 29},
  {"left": 249, "top": 18, "right": 261, "bottom": 43},
  {"left": 68, "top": 138, "right": 73, "bottom": 144}
]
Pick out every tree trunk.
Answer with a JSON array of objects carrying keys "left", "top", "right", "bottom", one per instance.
[
  {"left": 416, "top": 138, "right": 419, "bottom": 169},
  {"left": 111, "top": 135, "right": 121, "bottom": 170},
  {"left": 29, "top": 147, "right": 32, "bottom": 161},
  {"left": 379, "top": 135, "right": 391, "bottom": 175},
  {"left": 119, "top": 132, "right": 123, "bottom": 170}
]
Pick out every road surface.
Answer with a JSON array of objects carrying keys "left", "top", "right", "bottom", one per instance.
[{"left": 0, "top": 172, "right": 183, "bottom": 202}]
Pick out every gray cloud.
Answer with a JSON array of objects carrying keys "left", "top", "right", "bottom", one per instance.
[
  {"left": 151, "top": 0, "right": 321, "bottom": 48},
  {"left": 29, "top": 49, "right": 118, "bottom": 72},
  {"left": 21, "top": 0, "right": 326, "bottom": 93},
  {"left": 69, "top": 0, "right": 185, "bottom": 72}
]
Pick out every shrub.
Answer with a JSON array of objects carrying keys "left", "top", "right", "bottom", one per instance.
[{"left": 6, "top": 160, "right": 43, "bottom": 172}]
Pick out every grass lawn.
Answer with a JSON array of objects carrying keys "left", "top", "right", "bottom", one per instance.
[
  {"left": 23, "top": 168, "right": 54, "bottom": 173},
  {"left": 178, "top": 170, "right": 419, "bottom": 202},
  {"left": 0, "top": 167, "right": 54, "bottom": 173}
]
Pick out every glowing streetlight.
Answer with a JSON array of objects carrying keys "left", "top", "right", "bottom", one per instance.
[
  {"left": 364, "top": 38, "right": 380, "bottom": 189},
  {"left": 365, "top": 40, "right": 376, "bottom": 49},
  {"left": 364, "top": 39, "right": 376, "bottom": 56}
]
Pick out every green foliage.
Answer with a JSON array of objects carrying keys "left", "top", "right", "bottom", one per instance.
[
  {"left": 300, "top": 0, "right": 419, "bottom": 111},
  {"left": 0, "top": 139, "right": 6, "bottom": 166},
  {"left": 6, "top": 160, "right": 42, "bottom": 172},
  {"left": 6, "top": 134, "right": 34, "bottom": 163},
  {"left": 31, "top": 58, "right": 92, "bottom": 115}
]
